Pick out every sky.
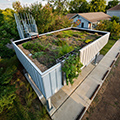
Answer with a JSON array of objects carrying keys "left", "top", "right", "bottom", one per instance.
[
  {"left": 0, "top": 0, "right": 48, "bottom": 10},
  {"left": 0, "top": 0, "right": 109, "bottom": 10}
]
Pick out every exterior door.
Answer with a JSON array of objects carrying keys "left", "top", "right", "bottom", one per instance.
[{"left": 81, "top": 23, "right": 84, "bottom": 28}]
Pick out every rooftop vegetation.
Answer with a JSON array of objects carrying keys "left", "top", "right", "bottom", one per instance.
[{"left": 21, "top": 30, "right": 101, "bottom": 70}]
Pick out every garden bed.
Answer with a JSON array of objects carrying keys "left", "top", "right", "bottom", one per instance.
[{"left": 18, "top": 29, "right": 102, "bottom": 72}]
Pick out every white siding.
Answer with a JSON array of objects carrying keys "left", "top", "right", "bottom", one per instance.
[
  {"left": 107, "top": 10, "right": 120, "bottom": 19},
  {"left": 13, "top": 43, "right": 63, "bottom": 99},
  {"left": 80, "top": 32, "right": 110, "bottom": 66}
]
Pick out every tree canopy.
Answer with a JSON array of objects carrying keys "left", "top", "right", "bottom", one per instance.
[
  {"left": 48, "top": 0, "right": 69, "bottom": 14},
  {"left": 12, "top": 2, "right": 72, "bottom": 34},
  {"left": 69, "top": 0, "right": 89, "bottom": 13},
  {"left": 90, "top": 0, "right": 106, "bottom": 12},
  {"left": 96, "top": 20, "right": 120, "bottom": 40},
  {"left": 106, "top": 0, "right": 119, "bottom": 10}
]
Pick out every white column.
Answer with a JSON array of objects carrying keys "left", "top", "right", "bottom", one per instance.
[{"left": 47, "top": 98, "right": 52, "bottom": 110}]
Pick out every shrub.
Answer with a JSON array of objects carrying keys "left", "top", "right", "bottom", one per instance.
[
  {"left": 22, "top": 42, "right": 45, "bottom": 52},
  {"left": 22, "top": 42, "right": 34, "bottom": 49},
  {"left": 55, "top": 38, "right": 67, "bottom": 46},
  {"left": 18, "top": 3, "right": 72, "bottom": 34},
  {"left": 0, "top": 43, "right": 15, "bottom": 58},
  {"left": 62, "top": 30, "right": 73, "bottom": 38},
  {"left": 96, "top": 20, "right": 120, "bottom": 40},
  {"left": 62, "top": 54, "right": 83, "bottom": 85},
  {"left": 32, "top": 51, "right": 45, "bottom": 59},
  {"left": 111, "top": 16, "right": 119, "bottom": 23},
  {"left": 58, "top": 44, "right": 74, "bottom": 57}
]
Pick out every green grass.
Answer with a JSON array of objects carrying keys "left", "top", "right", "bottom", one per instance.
[{"left": 100, "top": 40, "right": 116, "bottom": 55}]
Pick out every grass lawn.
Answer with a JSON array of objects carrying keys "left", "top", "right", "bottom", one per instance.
[{"left": 100, "top": 39, "right": 116, "bottom": 55}]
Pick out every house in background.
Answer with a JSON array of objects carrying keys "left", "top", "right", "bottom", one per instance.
[
  {"left": 107, "top": 4, "right": 120, "bottom": 20},
  {"left": 66, "top": 12, "right": 111, "bottom": 29}
]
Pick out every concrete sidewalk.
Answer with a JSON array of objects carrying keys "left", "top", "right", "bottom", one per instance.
[{"left": 51, "top": 39, "right": 120, "bottom": 120}]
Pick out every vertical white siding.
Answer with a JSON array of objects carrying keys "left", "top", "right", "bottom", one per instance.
[
  {"left": 13, "top": 43, "right": 63, "bottom": 99},
  {"left": 80, "top": 32, "right": 110, "bottom": 66}
]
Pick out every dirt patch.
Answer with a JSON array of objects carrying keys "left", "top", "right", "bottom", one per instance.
[{"left": 82, "top": 57, "right": 120, "bottom": 120}]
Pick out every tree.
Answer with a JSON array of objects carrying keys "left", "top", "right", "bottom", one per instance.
[
  {"left": 14, "top": 2, "right": 72, "bottom": 34},
  {"left": 48, "top": 0, "right": 69, "bottom": 14},
  {"left": 0, "top": 8, "right": 19, "bottom": 40},
  {"left": 90, "top": 0, "right": 106, "bottom": 12},
  {"left": 111, "top": 16, "right": 119, "bottom": 23},
  {"left": 0, "top": 10, "right": 4, "bottom": 26},
  {"left": 96, "top": 20, "right": 120, "bottom": 40},
  {"left": 106, "top": 0, "right": 119, "bottom": 10},
  {"left": 12, "top": 1, "right": 23, "bottom": 12},
  {"left": 69, "top": 0, "right": 89, "bottom": 13}
]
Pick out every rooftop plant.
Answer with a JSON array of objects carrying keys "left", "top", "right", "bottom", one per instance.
[
  {"left": 21, "top": 30, "right": 101, "bottom": 70},
  {"left": 62, "top": 54, "right": 83, "bottom": 85}
]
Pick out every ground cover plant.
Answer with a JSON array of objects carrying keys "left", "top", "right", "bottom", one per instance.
[
  {"left": 21, "top": 30, "right": 101, "bottom": 70},
  {"left": 100, "top": 39, "right": 116, "bottom": 55}
]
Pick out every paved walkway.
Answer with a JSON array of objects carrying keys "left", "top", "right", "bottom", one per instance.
[{"left": 51, "top": 39, "right": 120, "bottom": 120}]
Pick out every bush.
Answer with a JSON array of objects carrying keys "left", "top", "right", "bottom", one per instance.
[
  {"left": 96, "top": 20, "right": 120, "bottom": 40},
  {"left": 22, "top": 42, "right": 45, "bottom": 52},
  {"left": 111, "top": 16, "right": 119, "bottom": 23},
  {"left": 0, "top": 43, "right": 15, "bottom": 58},
  {"left": 55, "top": 38, "right": 67, "bottom": 46},
  {"left": 62, "top": 54, "right": 83, "bottom": 85},
  {"left": 32, "top": 51, "right": 45, "bottom": 59},
  {"left": 15, "top": 3, "right": 72, "bottom": 34},
  {"left": 58, "top": 44, "right": 74, "bottom": 57}
]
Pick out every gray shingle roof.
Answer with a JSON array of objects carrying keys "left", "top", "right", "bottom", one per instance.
[{"left": 107, "top": 4, "right": 120, "bottom": 11}]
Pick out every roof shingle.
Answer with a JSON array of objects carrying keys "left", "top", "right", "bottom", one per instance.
[
  {"left": 78, "top": 12, "right": 111, "bottom": 22},
  {"left": 66, "top": 12, "right": 111, "bottom": 23}
]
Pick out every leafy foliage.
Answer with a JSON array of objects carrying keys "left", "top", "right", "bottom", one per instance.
[
  {"left": 48, "top": 0, "right": 69, "bottom": 14},
  {"left": 62, "top": 54, "right": 83, "bottom": 85},
  {"left": 0, "top": 8, "right": 19, "bottom": 40},
  {"left": 22, "top": 42, "right": 45, "bottom": 52},
  {"left": 58, "top": 45, "right": 74, "bottom": 57},
  {"left": 111, "top": 16, "right": 119, "bottom": 23},
  {"left": 0, "top": 57, "right": 18, "bottom": 113},
  {"left": 13, "top": 2, "right": 72, "bottom": 34},
  {"left": 55, "top": 38, "right": 67, "bottom": 46},
  {"left": 106, "top": 0, "right": 119, "bottom": 10},
  {"left": 96, "top": 20, "right": 120, "bottom": 40},
  {"left": 32, "top": 52, "right": 45, "bottom": 59},
  {"left": 69, "top": 0, "right": 89, "bottom": 13},
  {"left": 0, "top": 43, "right": 15, "bottom": 58},
  {"left": 90, "top": 0, "right": 106, "bottom": 12}
]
